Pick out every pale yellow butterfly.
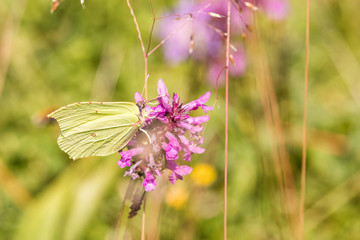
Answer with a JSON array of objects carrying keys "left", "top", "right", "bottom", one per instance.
[{"left": 48, "top": 102, "right": 145, "bottom": 160}]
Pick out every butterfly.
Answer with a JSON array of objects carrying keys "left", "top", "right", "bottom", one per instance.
[{"left": 48, "top": 102, "right": 146, "bottom": 160}]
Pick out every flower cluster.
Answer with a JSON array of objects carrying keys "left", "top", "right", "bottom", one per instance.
[
  {"left": 157, "top": 0, "right": 289, "bottom": 86},
  {"left": 118, "top": 79, "right": 212, "bottom": 191}
]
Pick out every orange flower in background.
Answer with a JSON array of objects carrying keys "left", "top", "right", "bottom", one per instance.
[
  {"left": 165, "top": 183, "right": 189, "bottom": 209},
  {"left": 191, "top": 163, "right": 217, "bottom": 187}
]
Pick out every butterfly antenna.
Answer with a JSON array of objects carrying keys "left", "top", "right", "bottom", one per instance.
[
  {"left": 147, "top": 101, "right": 158, "bottom": 106},
  {"left": 139, "top": 128, "right": 152, "bottom": 144},
  {"left": 145, "top": 94, "right": 166, "bottom": 105}
]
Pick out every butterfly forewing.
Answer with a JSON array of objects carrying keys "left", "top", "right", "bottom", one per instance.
[{"left": 48, "top": 102, "right": 143, "bottom": 160}]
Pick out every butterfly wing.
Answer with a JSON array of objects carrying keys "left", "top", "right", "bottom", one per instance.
[{"left": 48, "top": 102, "right": 142, "bottom": 160}]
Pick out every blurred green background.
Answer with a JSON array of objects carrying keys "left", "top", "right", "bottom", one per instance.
[{"left": 1, "top": 0, "right": 360, "bottom": 239}]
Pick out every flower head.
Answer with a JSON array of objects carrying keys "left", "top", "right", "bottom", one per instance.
[
  {"left": 260, "top": 0, "right": 289, "bottom": 21},
  {"left": 119, "top": 79, "right": 212, "bottom": 191},
  {"left": 157, "top": 0, "right": 289, "bottom": 86},
  {"left": 157, "top": 1, "right": 221, "bottom": 64}
]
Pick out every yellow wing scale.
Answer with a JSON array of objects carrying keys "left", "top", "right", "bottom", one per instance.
[{"left": 48, "top": 102, "right": 143, "bottom": 160}]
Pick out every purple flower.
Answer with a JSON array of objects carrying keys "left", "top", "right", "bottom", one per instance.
[
  {"left": 207, "top": 46, "right": 247, "bottom": 87},
  {"left": 184, "top": 91, "right": 213, "bottom": 112},
  {"left": 134, "top": 92, "right": 144, "bottom": 104},
  {"left": 118, "top": 79, "right": 212, "bottom": 191},
  {"left": 260, "top": 0, "right": 289, "bottom": 21},
  {"left": 179, "top": 135, "right": 205, "bottom": 162},
  {"left": 143, "top": 170, "right": 157, "bottom": 191},
  {"left": 157, "top": 0, "right": 288, "bottom": 86},
  {"left": 184, "top": 115, "right": 210, "bottom": 125},
  {"left": 163, "top": 132, "right": 181, "bottom": 160},
  {"left": 118, "top": 147, "right": 143, "bottom": 168},
  {"left": 167, "top": 161, "right": 193, "bottom": 184},
  {"left": 179, "top": 135, "right": 205, "bottom": 154},
  {"left": 157, "top": 1, "right": 222, "bottom": 64},
  {"left": 229, "top": 47, "right": 247, "bottom": 76}
]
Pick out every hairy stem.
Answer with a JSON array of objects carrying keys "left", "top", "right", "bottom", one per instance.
[
  {"left": 141, "top": 194, "right": 146, "bottom": 240},
  {"left": 125, "top": 0, "right": 148, "bottom": 99}
]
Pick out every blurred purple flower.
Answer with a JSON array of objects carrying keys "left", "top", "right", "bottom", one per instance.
[
  {"left": 119, "top": 79, "right": 212, "bottom": 191},
  {"left": 167, "top": 161, "right": 193, "bottom": 184},
  {"left": 260, "top": 0, "right": 289, "bottom": 21},
  {"left": 158, "top": 1, "right": 222, "bottom": 64},
  {"left": 207, "top": 46, "right": 247, "bottom": 87},
  {"left": 118, "top": 147, "right": 143, "bottom": 168},
  {"left": 143, "top": 170, "right": 157, "bottom": 191},
  {"left": 157, "top": 0, "right": 289, "bottom": 86}
]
